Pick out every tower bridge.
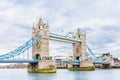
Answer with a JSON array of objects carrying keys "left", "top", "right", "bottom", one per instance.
[{"left": 0, "top": 18, "right": 112, "bottom": 72}]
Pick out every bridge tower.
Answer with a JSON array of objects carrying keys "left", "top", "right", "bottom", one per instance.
[
  {"left": 32, "top": 18, "right": 49, "bottom": 59},
  {"left": 68, "top": 28, "right": 95, "bottom": 70},
  {"left": 28, "top": 18, "right": 56, "bottom": 73},
  {"left": 73, "top": 28, "right": 86, "bottom": 61}
]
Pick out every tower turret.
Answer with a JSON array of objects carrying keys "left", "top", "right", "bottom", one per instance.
[
  {"left": 75, "top": 27, "right": 81, "bottom": 38},
  {"left": 46, "top": 21, "right": 49, "bottom": 28},
  {"left": 38, "top": 17, "right": 43, "bottom": 29},
  {"left": 32, "top": 23, "right": 35, "bottom": 32}
]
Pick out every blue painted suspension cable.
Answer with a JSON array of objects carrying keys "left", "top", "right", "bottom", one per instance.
[{"left": 0, "top": 35, "right": 41, "bottom": 60}]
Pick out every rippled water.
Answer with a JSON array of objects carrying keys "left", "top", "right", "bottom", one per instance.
[{"left": 0, "top": 69, "right": 120, "bottom": 80}]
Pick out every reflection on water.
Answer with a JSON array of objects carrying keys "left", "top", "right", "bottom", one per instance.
[{"left": 0, "top": 69, "right": 120, "bottom": 80}]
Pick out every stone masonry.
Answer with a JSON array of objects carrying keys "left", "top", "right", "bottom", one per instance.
[
  {"left": 73, "top": 28, "right": 86, "bottom": 61},
  {"left": 28, "top": 18, "right": 56, "bottom": 73},
  {"left": 32, "top": 18, "right": 49, "bottom": 59}
]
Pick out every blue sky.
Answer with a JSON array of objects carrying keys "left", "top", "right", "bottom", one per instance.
[{"left": 0, "top": 0, "right": 120, "bottom": 56}]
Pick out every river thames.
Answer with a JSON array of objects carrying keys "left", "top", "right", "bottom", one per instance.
[{"left": 0, "top": 69, "right": 120, "bottom": 80}]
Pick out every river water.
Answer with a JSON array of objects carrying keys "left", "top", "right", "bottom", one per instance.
[{"left": 0, "top": 69, "right": 119, "bottom": 80}]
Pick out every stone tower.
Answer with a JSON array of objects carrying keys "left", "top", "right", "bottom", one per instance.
[
  {"left": 32, "top": 18, "right": 49, "bottom": 59},
  {"left": 73, "top": 28, "right": 86, "bottom": 61},
  {"left": 68, "top": 28, "right": 95, "bottom": 70},
  {"left": 28, "top": 18, "right": 56, "bottom": 73}
]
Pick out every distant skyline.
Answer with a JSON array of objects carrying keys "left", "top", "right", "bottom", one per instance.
[{"left": 0, "top": 0, "right": 120, "bottom": 56}]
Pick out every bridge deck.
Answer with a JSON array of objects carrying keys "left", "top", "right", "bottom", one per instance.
[
  {"left": 93, "top": 62, "right": 110, "bottom": 65},
  {"left": 56, "top": 60, "right": 110, "bottom": 65},
  {"left": 0, "top": 60, "right": 38, "bottom": 63},
  {"left": 0, "top": 59, "right": 110, "bottom": 65}
]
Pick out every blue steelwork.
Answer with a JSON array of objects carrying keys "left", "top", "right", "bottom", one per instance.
[
  {"left": 56, "top": 60, "right": 80, "bottom": 63},
  {"left": 0, "top": 32, "right": 83, "bottom": 63},
  {"left": 0, "top": 32, "right": 110, "bottom": 65},
  {"left": 0, "top": 34, "right": 41, "bottom": 60},
  {"left": 56, "top": 60, "right": 110, "bottom": 65},
  {"left": 56, "top": 60, "right": 80, "bottom": 65},
  {"left": 86, "top": 45, "right": 96, "bottom": 57},
  {"left": 0, "top": 60, "right": 38, "bottom": 63},
  {"left": 86, "top": 45, "right": 110, "bottom": 64},
  {"left": 93, "top": 62, "right": 110, "bottom": 65}
]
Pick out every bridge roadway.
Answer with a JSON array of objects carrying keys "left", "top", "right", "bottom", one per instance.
[
  {"left": 56, "top": 60, "right": 110, "bottom": 65},
  {"left": 0, "top": 60, "right": 110, "bottom": 65},
  {"left": 0, "top": 60, "right": 38, "bottom": 63}
]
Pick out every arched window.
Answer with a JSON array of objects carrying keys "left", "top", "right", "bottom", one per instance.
[{"left": 34, "top": 54, "right": 40, "bottom": 60}]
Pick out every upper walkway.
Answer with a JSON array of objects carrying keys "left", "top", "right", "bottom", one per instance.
[{"left": 49, "top": 33, "right": 82, "bottom": 43}]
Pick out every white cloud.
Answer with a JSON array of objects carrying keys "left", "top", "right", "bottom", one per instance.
[
  {"left": 0, "top": 0, "right": 46, "bottom": 54},
  {"left": 0, "top": 0, "right": 120, "bottom": 57}
]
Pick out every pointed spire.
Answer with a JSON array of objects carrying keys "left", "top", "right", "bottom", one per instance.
[
  {"left": 32, "top": 22, "right": 35, "bottom": 31},
  {"left": 46, "top": 21, "right": 49, "bottom": 27},
  {"left": 38, "top": 17, "right": 43, "bottom": 26},
  {"left": 32, "top": 22, "right": 34, "bottom": 28},
  {"left": 77, "top": 27, "right": 80, "bottom": 32},
  {"left": 76, "top": 27, "right": 81, "bottom": 38}
]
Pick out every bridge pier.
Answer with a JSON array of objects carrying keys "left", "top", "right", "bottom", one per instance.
[
  {"left": 67, "top": 59, "right": 95, "bottom": 71},
  {"left": 28, "top": 63, "right": 38, "bottom": 72},
  {"left": 79, "top": 59, "right": 95, "bottom": 70},
  {"left": 28, "top": 59, "right": 56, "bottom": 73},
  {"left": 28, "top": 18, "right": 56, "bottom": 73}
]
